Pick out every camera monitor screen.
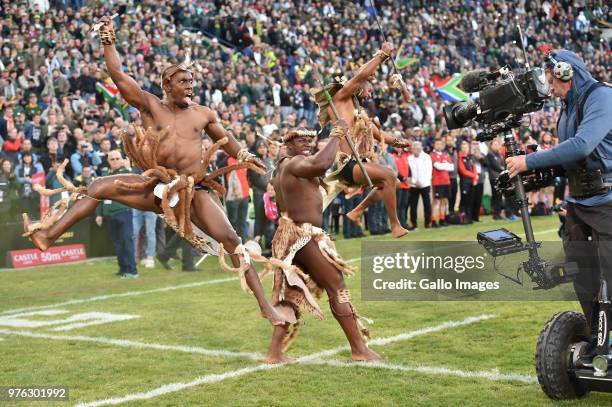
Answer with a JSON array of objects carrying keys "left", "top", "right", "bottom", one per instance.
[{"left": 477, "top": 228, "right": 520, "bottom": 243}]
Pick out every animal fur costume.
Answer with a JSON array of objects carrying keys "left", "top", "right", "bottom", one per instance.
[
  {"left": 311, "top": 75, "right": 386, "bottom": 166},
  {"left": 24, "top": 125, "right": 265, "bottom": 293},
  {"left": 260, "top": 215, "right": 372, "bottom": 350}
]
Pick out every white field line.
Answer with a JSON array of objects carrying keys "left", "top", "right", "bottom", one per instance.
[
  {"left": 0, "top": 329, "right": 262, "bottom": 361},
  {"left": 76, "top": 314, "right": 495, "bottom": 407},
  {"left": 76, "top": 364, "right": 278, "bottom": 407},
  {"left": 303, "top": 359, "right": 536, "bottom": 384},
  {"left": 0, "top": 277, "right": 238, "bottom": 316}
]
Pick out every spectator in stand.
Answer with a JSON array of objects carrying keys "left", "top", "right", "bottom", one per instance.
[
  {"left": 0, "top": 103, "right": 16, "bottom": 141},
  {"left": 76, "top": 66, "right": 96, "bottom": 99},
  {"left": 458, "top": 141, "right": 478, "bottom": 224},
  {"left": 23, "top": 112, "right": 46, "bottom": 152},
  {"left": 74, "top": 164, "right": 96, "bottom": 188},
  {"left": 248, "top": 139, "right": 272, "bottom": 244},
  {"left": 224, "top": 144, "right": 250, "bottom": 242},
  {"left": 17, "top": 138, "right": 39, "bottom": 165},
  {"left": 15, "top": 152, "right": 43, "bottom": 219},
  {"left": 279, "top": 79, "right": 293, "bottom": 121},
  {"left": 368, "top": 148, "right": 397, "bottom": 235},
  {"left": 343, "top": 188, "right": 365, "bottom": 239},
  {"left": 430, "top": 138, "right": 454, "bottom": 227},
  {"left": 486, "top": 138, "right": 514, "bottom": 220},
  {"left": 39, "top": 136, "right": 64, "bottom": 173},
  {"left": 95, "top": 150, "right": 138, "bottom": 279},
  {"left": 90, "top": 126, "right": 108, "bottom": 152},
  {"left": 23, "top": 94, "right": 42, "bottom": 120},
  {"left": 96, "top": 138, "right": 113, "bottom": 174},
  {"left": 263, "top": 181, "right": 278, "bottom": 252},
  {"left": 13, "top": 113, "right": 27, "bottom": 136},
  {"left": 70, "top": 140, "right": 101, "bottom": 176},
  {"left": 408, "top": 141, "right": 432, "bottom": 229},
  {"left": 133, "top": 208, "right": 157, "bottom": 269},
  {"left": 317, "top": 137, "right": 337, "bottom": 234},
  {"left": 0, "top": 159, "right": 19, "bottom": 223},
  {"left": 55, "top": 128, "right": 74, "bottom": 159},
  {"left": 45, "top": 159, "right": 71, "bottom": 206},
  {"left": 2, "top": 128, "right": 21, "bottom": 164},
  {"left": 537, "top": 131, "right": 555, "bottom": 208},
  {"left": 444, "top": 132, "right": 459, "bottom": 213},
  {"left": 156, "top": 227, "right": 200, "bottom": 273},
  {"left": 391, "top": 144, "right": 411, "bottom": 230},
  {"left": 471, "top": 141, "right": 486, "bottom": 222}
]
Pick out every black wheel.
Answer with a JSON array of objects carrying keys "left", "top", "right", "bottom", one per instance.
[{"left": 535, "top": 311, "right": 589, "bottom": 400}]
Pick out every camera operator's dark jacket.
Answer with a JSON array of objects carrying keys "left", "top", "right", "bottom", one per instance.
[{"left": 525, "top": 50, "right": 612, "bottom": 206}]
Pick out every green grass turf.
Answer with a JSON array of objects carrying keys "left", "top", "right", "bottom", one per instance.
[{"left": 1, "top": 215, "right": 610, "bottom": 406}]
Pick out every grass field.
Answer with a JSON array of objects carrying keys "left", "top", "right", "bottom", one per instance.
[{"left": 1, "top": 215, "right": 611, "bottom": 406}]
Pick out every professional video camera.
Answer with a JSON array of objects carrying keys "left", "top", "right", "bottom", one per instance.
[
  {"left": 442, "top": 44, "right": 560, "bottom": 203},
  {"left": 443, "top": 65, "right": 550, "bottom": 132},
  {"left": 444, "top": 30, "right": 612, "bottom": 399}
]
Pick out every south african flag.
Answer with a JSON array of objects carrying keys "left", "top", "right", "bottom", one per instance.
[
  {"left": 95, "top": 81, "right": 120, "bottom": 102},
  {"left": 435, "top": 74, "right": 469, "bottom": 102}
]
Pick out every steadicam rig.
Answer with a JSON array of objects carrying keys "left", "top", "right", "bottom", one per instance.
[{"left": 476, "top": 130, "right": 578, "bottom": 290}]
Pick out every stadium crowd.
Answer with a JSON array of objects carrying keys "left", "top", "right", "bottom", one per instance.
[{"left": 0, "top": 0, "right": 610, "bottom": 274}]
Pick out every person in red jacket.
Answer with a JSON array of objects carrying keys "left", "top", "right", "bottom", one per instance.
[
  {"left": 1, "top": 128, "right": 22, "bottom": 163},
  {"left": 429, "top": 138, "right": 454, "bottom": 227},
  {"left": 457, "top": 140, "right": 478, "bottom": 224},
  {"left": 391, "top": 145, "right": 411, "bottom": 229},
  {"left": 225, "top": 152, "right": 251, "bottom": 242}
]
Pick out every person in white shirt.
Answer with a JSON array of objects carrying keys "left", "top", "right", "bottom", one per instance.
[{"left": 408, "top": 141, "right": 433, "bottom": 229}]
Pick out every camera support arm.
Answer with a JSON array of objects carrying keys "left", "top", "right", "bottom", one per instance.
[{"left": 503, "top": 131, "right": 541, "bottom": 260}]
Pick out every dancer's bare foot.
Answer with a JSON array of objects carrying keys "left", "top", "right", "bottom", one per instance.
[
  {"left": 346, "top": 209, "right": 363, "bottom": 228},
  {"left": 22, "top": 213, "right": 51, "bottom": 251},
  {"left": 264, "top": 353, "right": 295, "bottom": 364},
  {"left": 391, "top": 224, "right": 409, "bottom": 238},
  {"left": 351, "top": 347, "right": 384, "bottom": 362}
]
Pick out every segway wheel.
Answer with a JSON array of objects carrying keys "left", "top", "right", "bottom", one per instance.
[{"left": 535, "top": 311, "right": 589, "bottom": 400}]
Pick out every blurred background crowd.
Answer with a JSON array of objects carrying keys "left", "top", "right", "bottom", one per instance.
[{"left": 0, "top": 0, "right": 610, "bottom": 272}]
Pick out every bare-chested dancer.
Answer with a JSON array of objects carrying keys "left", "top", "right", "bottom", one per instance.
[
  {"left": 264, "top": 123, "right": 383, "bottom": 363},
  {"left": 22, "top": 16, "right": 287, "bottom": 326},
  {"left": 315, "top": 42, "right": 411, "bottom": 238}
]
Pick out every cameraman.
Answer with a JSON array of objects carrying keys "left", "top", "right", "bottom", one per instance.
[{"left": 506, "top": 50, "right": 612, "bottom": 331}]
